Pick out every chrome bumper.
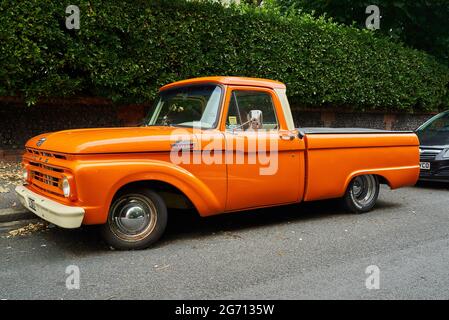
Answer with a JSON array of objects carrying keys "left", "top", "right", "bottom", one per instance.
[{"left": 15, "top": 185, "right": 84, "bottom": 228}]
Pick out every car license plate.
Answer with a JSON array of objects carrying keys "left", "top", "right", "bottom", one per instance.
[
  {"left": 28, "top": 197, "right": 36, "bottom": 211},
  {"left": 420, "top": 162, "right": 430, "bottom": 170}
]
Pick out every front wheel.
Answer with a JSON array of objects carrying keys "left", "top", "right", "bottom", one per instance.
[
  {"left": 342, "top": 175, "right": 379, "bottom": 213},
  {"left": 101, "top": 189, "right": 167, "bottom": 250}
]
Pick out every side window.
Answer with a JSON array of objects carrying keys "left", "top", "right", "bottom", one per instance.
[
  {"left": 225, "top": 90, "right": 278, "bottom": 130},
  {"left": 428, "top": 113, "right": 449, "bottom": 131}
]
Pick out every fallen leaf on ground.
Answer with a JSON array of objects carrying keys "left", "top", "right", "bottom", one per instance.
[
  {"left": 0, "top": 161, "right": 24, "bottom": 186},
  {"left": 155, "top": 264, "right": 170, "bottom": 271},
  {"left": 7, "top": 222, "right": 50, "bottom": 238}
]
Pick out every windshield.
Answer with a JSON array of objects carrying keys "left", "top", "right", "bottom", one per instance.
[
  {"left": 145, "top": 85, "right": 222, "bottom": 128},
  {"left": 416, "top": 111, "right": 449, "bottom": 146}
]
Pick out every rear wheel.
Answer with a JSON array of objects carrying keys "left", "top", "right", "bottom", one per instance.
[
  {"left": 101, "top": 189, "right": 167, "bottom": 250},
  {"left": 342, "top": 175, "right": 379, "bottom": 213}
]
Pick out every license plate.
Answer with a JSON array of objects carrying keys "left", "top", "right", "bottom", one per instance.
[
  {"left": 420, "top": 162, "right": 430, "bottom": 170},
  {"left": 28, "top": 197, "right": 36, "bottom": 211}
]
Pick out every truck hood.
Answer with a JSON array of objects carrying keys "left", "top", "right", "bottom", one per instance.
[{"left": 26, "top": 127, "right": 198, "bottom": 154}]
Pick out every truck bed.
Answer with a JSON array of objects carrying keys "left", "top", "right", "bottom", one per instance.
[{"left": 298, "top": 128, "right": 420, "bottom": 202}]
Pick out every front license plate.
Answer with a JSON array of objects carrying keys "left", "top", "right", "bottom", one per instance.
[
  {"left": 28, "top": 197, "right": 36, "bottom": 211},
  {"left": 420, "top": 162, "right": 430, "bottom": 170}
]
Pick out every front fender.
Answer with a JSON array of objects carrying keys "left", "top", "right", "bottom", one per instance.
[{"left": 74, "top": 159, "right": 224, "bottom": 224}]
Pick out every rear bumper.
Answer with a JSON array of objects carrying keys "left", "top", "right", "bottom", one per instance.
[{"left": 15, "top": 185, "right": 84, "bottom": 228}]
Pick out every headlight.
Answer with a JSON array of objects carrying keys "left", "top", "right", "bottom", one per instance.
[
  {"left": 22, "top": 168, "right": 28, "bottom": 181},
  {"left": 444, "top": 150, "right": 449, "bottom": 159},
  {"left": 62, "top": 176, "right": 71, "bottom": 198}
]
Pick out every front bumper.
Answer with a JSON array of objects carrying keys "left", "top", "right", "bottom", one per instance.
[
  {"left": 419, "top": 175, "right": 449, "bottom": 183},
  {"left": 15, "top": 185, "right": 84, "bottom": 228},
  {"left": 419, "top": 159, "right": 449, "bottom": 183}
]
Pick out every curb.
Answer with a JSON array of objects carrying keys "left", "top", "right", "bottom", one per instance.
[{"left": 0, "top": 208, "right": 34, "bottom": 223}]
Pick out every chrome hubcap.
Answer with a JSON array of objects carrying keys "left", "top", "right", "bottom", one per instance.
[
  {"left": 109, "top": 195, "right": 157, "bottom": 241},
  {"left": 117, "top": 204, "right": 148, "bottom": 233},
  {"left": 350, "top": 175, "right": 376, "bottom": 208}
]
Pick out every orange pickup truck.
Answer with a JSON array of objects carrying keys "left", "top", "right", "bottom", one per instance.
[{"left": 15, "top": 77, "right": 420, "bottom": 249}]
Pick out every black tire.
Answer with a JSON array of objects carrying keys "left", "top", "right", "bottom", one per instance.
[
  {"left": 342, "top": 175, "right": 380, "bottom": 213},
  {"left": 101, "top": 189, "right": 167, "bottom": 250}
]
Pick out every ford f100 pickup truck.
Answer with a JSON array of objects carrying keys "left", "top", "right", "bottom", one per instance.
[{"left": 16, "top": 77, "right": 420, "bottom": 250}]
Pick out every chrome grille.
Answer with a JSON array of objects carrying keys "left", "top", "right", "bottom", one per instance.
[
  {"left": 31, "top": 171, "right": 60, "bottom": 187},
  {"left": 28, "top": 161, "right": 65, "bottom": 197}
]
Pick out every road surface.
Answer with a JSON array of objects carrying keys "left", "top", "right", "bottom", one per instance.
[{"left": 1, "top": 183, "right": 449, "bottom": 299}]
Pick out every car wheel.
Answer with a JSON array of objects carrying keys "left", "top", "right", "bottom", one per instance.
[
  {"left": 342, "top": 175, "right": 379, "bottom": 213},
  {"left": 101, "top": 189, "right": 167, "bottom": 250}
]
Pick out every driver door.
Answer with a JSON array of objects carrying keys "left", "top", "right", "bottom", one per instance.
[{"left": 223, "top": 86, "right": 304, "bottom": 211}]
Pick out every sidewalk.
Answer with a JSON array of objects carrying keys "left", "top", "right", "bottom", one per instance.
[{"left": 0, "top": 161, "right": 33, "bottom": 222}]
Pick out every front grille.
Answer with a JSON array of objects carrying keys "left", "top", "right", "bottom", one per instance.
[
  {"left": 28, "top": 161, "right": 65, "bottom": 198},
  {"left": 420, "top": 154, "right": 437, "bottom": 161},
  {"left": 436, "top": 169, "right": 449, "bottom": 176},
  {"left": 26, "top": 148, "right": 67, "bottom": 160},
  {"left": 420, "top": 149, "right": 441, "bottom": 161},
  {"left": 32, "top": 170, "right": 60, "bottom": 187}
]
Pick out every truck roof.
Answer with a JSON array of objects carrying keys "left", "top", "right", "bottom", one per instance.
[{"left": 160, "top": 76, "right": 286, "bottom": 91}]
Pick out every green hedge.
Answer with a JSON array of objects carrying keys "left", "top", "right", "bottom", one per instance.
[{"left": 1, "top": 0, "right": 448, "bottom": 111}]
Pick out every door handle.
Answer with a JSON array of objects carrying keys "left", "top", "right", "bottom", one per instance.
[{"left": 279, "top": 133, "right": 295, "bottom": 141}]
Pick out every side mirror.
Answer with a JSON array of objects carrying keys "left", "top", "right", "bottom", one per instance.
[{"left": 248, "top": 110, "right": 263, "bottom": 130}]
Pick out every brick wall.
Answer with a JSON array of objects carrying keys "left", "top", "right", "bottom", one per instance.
[{"left": 291, "top": 108, "right": 435, "bottom": 131}]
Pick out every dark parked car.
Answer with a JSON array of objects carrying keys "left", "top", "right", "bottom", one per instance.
[{"left": 416, "top": 110, "right": 449, "bottom": 182}]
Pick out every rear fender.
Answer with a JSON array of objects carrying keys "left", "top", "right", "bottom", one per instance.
[{"left": 343, "top": 166, "right": 420, "bottom": 194}]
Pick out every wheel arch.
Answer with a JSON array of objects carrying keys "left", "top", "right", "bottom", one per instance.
[
  {"left": 343, "top": 170, "right": 392, "bottom": 194},
  {"left": 113, "top": 180, "right": 195, "bottom": 210},
  {"left": 105, "top": 168, "right": 223, "bottom": 221}
]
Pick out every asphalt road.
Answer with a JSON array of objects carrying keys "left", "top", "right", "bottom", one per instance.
[{"left": 1, "top": 183, "right": 449, "bottom": 300}]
